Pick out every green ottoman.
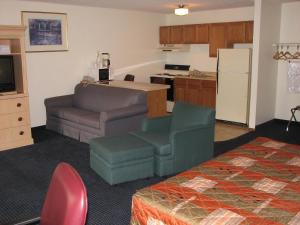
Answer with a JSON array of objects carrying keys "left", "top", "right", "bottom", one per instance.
[{"left": 90, "top": 134, "right": 154, "bottom": 185}]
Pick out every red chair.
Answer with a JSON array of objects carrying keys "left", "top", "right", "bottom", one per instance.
[{"left": 16, "top": 162, "right": 88, "bottom": 225}]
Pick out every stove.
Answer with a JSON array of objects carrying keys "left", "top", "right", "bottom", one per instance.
[
  {"left": 153, "top": 73, "right": 189, "bottom": 78},
  {"left": 150, "top": 64, "right": 190, "bottom": 112},
  {"left": 155, "top": 73, "right": 176, "bottom": 76},
  {"left": 153, "top": 64, "right": 190, "bottom": 77},
  {"left": 152, "top": 65, "right": 190, "bottom": 77}
]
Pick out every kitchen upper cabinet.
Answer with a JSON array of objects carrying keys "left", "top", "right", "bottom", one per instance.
[
  {"left": 227, "top": 22, "right": 246, "bottom": 45},
  {"left": 159, "top": 21, "right": 253, "bottom": 52},
  {"left": 209, "top": 23, "right": 228, "bottom": 57},
  {"left": 245, "top": 21, "right": 254, "bottom": 43},
  {"left": 182, "top": 24, "right": 209, "bottom": 44},
  {"left": 170, "top": 26, "right": 183, "bottom": 44},
  {"left": 195, "top": 24, "right": 209, "bottom": 44},
  {"left": 159, "top": 26, "right": 170, "bottom": 44},
  {"left": 183, "top": 25, "right": 196, "bottom": 44}
]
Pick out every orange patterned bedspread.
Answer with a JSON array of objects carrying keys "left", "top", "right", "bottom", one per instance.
[{"left": 130, "top": 137, "right": 300, "bottom": 225}]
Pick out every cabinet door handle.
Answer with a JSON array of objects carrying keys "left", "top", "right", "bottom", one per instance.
[
  {"left": 17, "top": 103, "right": 22, "bottom": 107},
  {"left": 18, "top": 117, "right": 23, "bottom": 121},
  {"left": 19, "top": 131, "right": 24, "bottom": 135}
]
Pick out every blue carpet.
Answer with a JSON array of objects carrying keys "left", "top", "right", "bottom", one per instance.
[
  {"left": 0, "top": 129, "right": 165, "bottom": 225},
  {"left": 0, "top": 119, "right": 299, "bottom": 224}
]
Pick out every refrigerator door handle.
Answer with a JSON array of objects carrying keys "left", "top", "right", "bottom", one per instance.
[{"left": 216, "top": 50, "right": 220, "bottom": 94}]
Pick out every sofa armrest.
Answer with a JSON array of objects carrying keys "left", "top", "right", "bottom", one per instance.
[
  {"left": 141, "top": 115, "right": 172, "bottom": 132},
  {"left": 44, "top": 95, "right": 73, "bottom": 108},
  {"left": 170, "top": 124, "right": 214, "bottom": 148},
  {"left": 170, "top": 124, "right": 215, "bottom": 172},
  {"left": 100, "top": 104, "right": 147, "bottom": 122},
  {"left": 170, "top": 124, "right": 212, "bottom": 136}
]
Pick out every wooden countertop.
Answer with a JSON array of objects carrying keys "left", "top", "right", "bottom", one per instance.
[
  {"left": 175, "top": 72, "right": 217, "bottom": 81},
  {"left": 89, "top": 80, "right": 170, "bottom": 92}
]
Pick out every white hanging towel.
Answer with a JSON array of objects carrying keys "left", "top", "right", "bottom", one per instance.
[{"left": 288, "top": 61, "right": 300, "bottom": 93}]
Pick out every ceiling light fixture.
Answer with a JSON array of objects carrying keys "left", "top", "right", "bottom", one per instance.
[{"left": 175, "top": 4, "right": 189, "bottom": 16}]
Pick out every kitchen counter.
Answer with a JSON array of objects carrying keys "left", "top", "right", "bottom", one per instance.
[
  {"left": 175, "top": 72, "right": 216, "bottom": 81},
  {"left": 94, "top": 80, "right": 170, "bottom": 91},
  {"left": 152, "top": 71, "right": 216, "bottom": 81},
  {"left": 85, "top": 80, "right": 169, "bottom": 118}
]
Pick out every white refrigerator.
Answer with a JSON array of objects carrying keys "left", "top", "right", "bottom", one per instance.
[{"left": 216, "top": 49, "right": 252, "bottom": 124}]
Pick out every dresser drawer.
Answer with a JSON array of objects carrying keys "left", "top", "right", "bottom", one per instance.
[
  {"left": 0, "top": 126, "right": 31, "bottom": 143},
  {"left": 0, "top": 112, "right": 30, "bottom": 129},
  {"left": 0, "top": 97, "right": 29, "bottom": 115}
]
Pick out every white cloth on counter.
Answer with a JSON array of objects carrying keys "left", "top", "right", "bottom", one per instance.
[{"left": 288, "top": 61, "right": 300, "bottom": 93}]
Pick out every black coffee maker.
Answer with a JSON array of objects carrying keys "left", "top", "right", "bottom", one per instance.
[
  {"left": 99, "top": 68, "right": 109, "bottom": 82},
  {"left": 97, "top": 52, "right": 110, "bottom": 82}
]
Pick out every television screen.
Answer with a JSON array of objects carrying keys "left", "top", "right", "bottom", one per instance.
[{"left": 0, "top": 56, "right": 15, "bottom": 92}]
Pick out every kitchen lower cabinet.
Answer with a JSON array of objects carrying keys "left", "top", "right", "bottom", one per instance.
[
  {"left": 174, "top": 78, "right": 186, "bottom": 101},
  {"left": 201, "top": 81, "right": 217, "bottom": 108},
  {"left": 174, "top": 78, "right": 216, "bottom": 108},
  {"left": 185, "top": 80, "right": 202, "bottom": 105}
]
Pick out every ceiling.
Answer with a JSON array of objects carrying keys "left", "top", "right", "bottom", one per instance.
[{"left": 20, "top": 0, "right": 255, "bottom": 13}]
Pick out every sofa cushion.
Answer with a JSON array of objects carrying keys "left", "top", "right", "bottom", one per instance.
[
  {"left": 78, "top": 113, "right": 100, "bottom": 129},
  {"left": 48, "top": 107, "right": 100, "bottom": 128},
  {"left": 130, "top": 131, "right": 171, "bottom": 156},
  {"left": 48, "top": 107, "right": 86, "bottom": 120},
  {"left": 89, "top": 134, "right": 154, "bottom": 165},
  {"left": 62, "top": 108, "right": 91, "bottom": 122},
  {"left": 47, "top": 106, "right": 63, "bottom": 118},
  {"left": 73, "top": 83, "right": 146, "bottom": 113}
]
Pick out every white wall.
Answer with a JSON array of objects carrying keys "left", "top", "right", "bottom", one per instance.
[
  {"left": 275, "top": 2, "right": 300, "bottom": 120},
  {"left": 248, "top": 0, "right": 261, "bottom": 128},
  {"left": 164, "top": 7, "right": 254, "bottom": 72},
  {"left": 250, "top": 0, "right": 281, "bottom": 127},
  {"left": 3, "top": 0, "right": 294, "bottom": 128},
  {"left": 0, "top": 0, "right": 165, "bottom": 127},
  {"left": 165, "top": 7, "right": 254, "bottom": 25}
]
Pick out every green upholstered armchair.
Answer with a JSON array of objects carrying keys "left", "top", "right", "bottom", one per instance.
[{"left": 131, "top": 101, "right": 215, "bottom": 176}]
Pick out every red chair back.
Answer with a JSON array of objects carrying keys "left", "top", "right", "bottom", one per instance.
[{"left": 40, "top": 163, "right": 88, "bottom": 225}]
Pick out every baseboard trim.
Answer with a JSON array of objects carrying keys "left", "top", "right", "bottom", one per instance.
[{"left": 31, "top": 125, "right": 46, "bottom": 129}]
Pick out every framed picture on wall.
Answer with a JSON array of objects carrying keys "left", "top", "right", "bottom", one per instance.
[{"left": 21, "top": 11, "right": 68, "bottom": 52}]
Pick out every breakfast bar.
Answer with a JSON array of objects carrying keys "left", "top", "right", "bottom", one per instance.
[{"left": 94, "top": 80, "right": 170, "bottom": 118}]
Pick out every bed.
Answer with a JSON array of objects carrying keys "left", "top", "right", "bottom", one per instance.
[{"left": 130, "top": 137, "right": 300, "bottom": 225}]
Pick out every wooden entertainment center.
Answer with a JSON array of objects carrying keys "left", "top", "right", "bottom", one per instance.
[{"left": 0, "top": 25, "right": 33, "bottom": 151}]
